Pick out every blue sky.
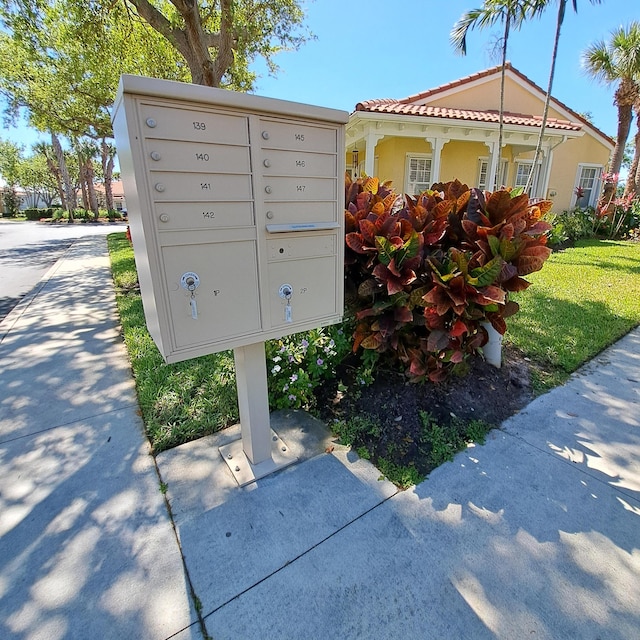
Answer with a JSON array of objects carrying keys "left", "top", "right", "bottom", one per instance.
[
  {"left": 251, "top": 0, "right": 636, "bottom": 139},
  {"left": 2, "top": 0, "right": 638, "bottom": 151}
]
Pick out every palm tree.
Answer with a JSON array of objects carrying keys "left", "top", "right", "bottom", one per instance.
[
  {"left": 583, "top": 22, "right": 640, "bottom": 212},
  {"left": 526, "top": 0, "right": 602, "bottom": 196},
  {"left": 451, "top": 0, "right": 539, "bottom": 175},
  {"left": 623, "top": 97, "right": 640, "bottom": 198}
]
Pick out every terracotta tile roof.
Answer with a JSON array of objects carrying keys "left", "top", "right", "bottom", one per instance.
[
  {"left": 354, "top": 101, "right": 582, "bottom": 131},
  {"left": 355, "top": 62, "right": 612, "bottom": 139}
]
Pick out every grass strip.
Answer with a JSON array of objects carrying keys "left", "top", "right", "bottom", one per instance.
[{"left": 107, "top": 232, "right": 238, "bottom": 453}]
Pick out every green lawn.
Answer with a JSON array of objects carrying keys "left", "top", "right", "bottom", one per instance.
[
  {"left": 108, "top": 232, "right": 640, "bottom": 453},
  {"left": 507, "top": 239, "right": 640, "bottom": 390}
]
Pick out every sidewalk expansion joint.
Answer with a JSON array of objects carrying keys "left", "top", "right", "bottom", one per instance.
[
  {"left": 201, "top": 483, "right": 401, "bottom": 623},
  {"left": 0, "top": 403, "right": 142, "bottom": 446}
]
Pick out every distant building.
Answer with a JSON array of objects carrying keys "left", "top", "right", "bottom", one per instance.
[{"left": 95, "top": 180, "right": 127, "bottom": 212}]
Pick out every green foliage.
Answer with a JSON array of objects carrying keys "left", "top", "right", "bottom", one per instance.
[
  {"left": 331, "top": 410, "right": 492, "bottom": 489},
  {"left": 549, "top": 197, "right": 640, "bottom": 245},
  {"left": 544, "top": 213, "right": 569, "bottom": 248},
  {"left": 345, "top": 176, "right": 552, "bottom": 382},
  {"left": 0, "top": 1, "right": 189, "bottom": 140},
  {"left": 553, "top": 206, "right": 598, "bottom": 241},
  {"left": 2, "top": 187, "right": 21, "bottom": 217},
  {"left": 419, "top": 411, "right": 491, "bottom": 468},
  {"left": 23, "top": 207, "right": 55, "bottom": 220},
  {"left": 266, "top": 324, "right": 352, "bottom": 410},
  {"left": 599, "top": 194, "right": 640, "bottom": 239}
]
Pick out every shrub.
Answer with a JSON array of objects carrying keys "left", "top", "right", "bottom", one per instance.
[
  {"left": 344, "top": 177, "right": 552, "bottom": 382},
  {"left": 52, "top": 208, "right": 66, "bottom": 221},
  {"left": 553, "top": 206, "right": 597, "bottom": 241},
  {"left": 23, "top": 207, "right": 54, "bottom": 221},
  {"left": 265, "top": 324, "right": 352, "bottom": 410},
  {"left": 599, "top": 194, "right": 640, "bottom": 239}
]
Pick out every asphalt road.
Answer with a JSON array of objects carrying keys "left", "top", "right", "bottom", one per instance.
[{"left": 0, "top": 220, "right": 125, "bottom": 323}]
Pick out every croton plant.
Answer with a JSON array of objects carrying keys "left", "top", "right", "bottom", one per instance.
[{"left": 344, "top": 176, "right": 552, "bottom": 382}]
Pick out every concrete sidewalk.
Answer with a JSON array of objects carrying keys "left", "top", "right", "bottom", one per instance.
[
  {"left": 0, "top": 236, "right": 200, "bottom": 639},
  {"left": 1, "top": 235, "right": 639, "bottom": 639}
]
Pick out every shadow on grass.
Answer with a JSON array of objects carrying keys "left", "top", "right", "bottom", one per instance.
[{"left": 508, "top": 292, "right": 638, "bottom": 384}]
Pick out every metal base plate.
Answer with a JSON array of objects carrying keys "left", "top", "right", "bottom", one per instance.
[{"left": 219, "top": 430, "right": 298, "bottom": 487}]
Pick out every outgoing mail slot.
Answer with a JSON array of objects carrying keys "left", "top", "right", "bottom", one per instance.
[
  {"left": 262, "top": 201, "right": 336, "bottom": 226},
  {"left": 267, "top": 235, "right": 336, "bottom": 261},
  {"left": 260, "top": 119, "right": 337, "bottom": 153},
  {"left": 155, "top": 202, "right": 254, "bottom": 231},
  {"left": 150, "top": 172, "right": 252, "bottom": 201},
  {"left": 141, "top": 104, "right": 249, "bottom": 145},
  {"left": 261, "top": 150, "right": 336, "bottom": 177},
  {"left": 145, "top": 139, "right": 250, "bottom": 174},
  {"left": 263, "top": 177, "right": 336, "bottom": 202}
]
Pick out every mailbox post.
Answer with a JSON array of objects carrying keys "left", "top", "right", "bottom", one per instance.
[{"left": 112, "top": 75, "right": 348, "bottom": 485}]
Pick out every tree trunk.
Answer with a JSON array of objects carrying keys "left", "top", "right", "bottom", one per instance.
[
  {"left": 51, "top": 132, "right": 75, "bottom": 220},
  {"left": 78, "top": 151, "right": 90, "bottom": 211},
  {"left": 85, "top": 157, "right": 99, "bottom": 218},
  {"left": 497, "top": 16, "right": 509, "bottom": 172},
  {"left": 623, "top": 104, "right": 640, "bottom": 198},
  {"left": 527, "top": 0, "right": 566, "bottom": 197},
  {"left": 45, "top": 154, "right": 66, "bottom": 211},
  {"left": 600, "top": 90, "right": 635, "bottom": 214},
  {"left": 101, "top": 139, "right": 115, "bottom": 211},
  {"left": 125, "top": 0, "right": 234, "bottom": 87}
]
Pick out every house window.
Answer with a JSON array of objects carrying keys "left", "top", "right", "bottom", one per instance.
[
  {"left": 514, "top": 161, "right": 540, "bottom": 193},
  {"left": 478, "top": 159, "right": 508, "bottom": 190},
  {"left": 573, "top": 164, "right": 602, "bottom": 208},
  {"left": 406, "top": 155, "right": 432, "bottom": 195}
]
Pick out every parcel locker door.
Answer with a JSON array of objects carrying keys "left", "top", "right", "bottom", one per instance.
[
  {"left": 162, "top": 240, "right": 261, "bottom": 350},
  {"left": 268, "top": 253, "right": 338, "bottom": 329}
]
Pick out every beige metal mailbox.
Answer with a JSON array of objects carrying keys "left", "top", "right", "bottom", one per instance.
[{"left": 112, "top": 75, "right": 348, "bottom": 485}]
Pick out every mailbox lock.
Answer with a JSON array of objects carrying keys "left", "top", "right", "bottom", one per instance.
[
  {"left": 154, "top": 183, "right": 166, "bottom": 193},
  {"left": 279, "top": 284, "right": 293, "bottom": 323},
  {"left": 265, "top": 186, "right": 272, "bottom": 194},
  {"left": 266, "top": 210, "right": 274, "bottom": 220},
  {"left": 150, "top": 151, "right": 161, "bottom": 161},
  {"left": 146, "top": 118, "right": 157, "bottom": 128},
  {"left": 261, "top": 131, "right": 270, "bottom": 140},
  {"left": 263, "top": 159, "right": 271, "bottom": 168},
  {"left": 181, "top": 272, "right": 200, "bottom": 320},
  {"left": 180, "top": 272, "right": 200, "bottom": 290},
  {"left": 159, "top": 214, "right": 170, "bottom": 223}
]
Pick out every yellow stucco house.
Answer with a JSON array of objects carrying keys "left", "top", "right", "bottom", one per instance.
[{"left": 346, "top": 63, "right": 613, "bottom": 212}]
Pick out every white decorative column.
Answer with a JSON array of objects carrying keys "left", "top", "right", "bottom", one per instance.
[
  {"left": 484, "top": 140, "right": 500, "bottom": 191},
  {"left": 538, "top": 147, "right": 553, "bottom": 199},
  {"left": 364, "top": 133, "right": 383, "bottom": 177},
  {"left": 426, "top": 137, "right": 450, "bottom": 184}
]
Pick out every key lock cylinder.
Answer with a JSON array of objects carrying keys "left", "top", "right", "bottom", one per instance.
[
  {"left": 180, "top": 272, "right": 200, "bottom": 319},
  {"left": 278, "top": 284, "right": 293, "bottom": 323}
]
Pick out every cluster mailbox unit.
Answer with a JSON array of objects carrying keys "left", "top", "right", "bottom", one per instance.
[{"left": 112, "top": 75, "right": 348, "bottom": 485}]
